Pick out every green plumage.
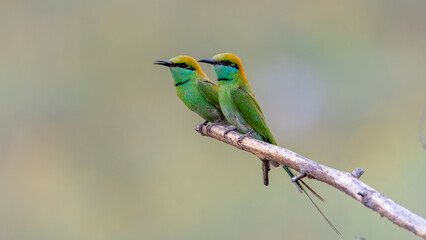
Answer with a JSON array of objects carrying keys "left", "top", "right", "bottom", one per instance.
[
  {"left": 155, "top": 56, "right": 224, "bottom": 123},
  {"left": 175, "top": 76, "right": 222, "bottom": 123}
]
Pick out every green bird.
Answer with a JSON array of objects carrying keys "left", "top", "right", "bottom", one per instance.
[
  {"left": 199, "top": 53, "right": 339, "bottom": 234},
  {"left": 154, "top": 55, "right": 224, "bottom": 129}
]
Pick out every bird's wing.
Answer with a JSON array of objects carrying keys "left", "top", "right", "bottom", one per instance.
[
  {"left": 231, "top": 87, "right": 276, "bottom": 144},
  {"left": 197, "top": 80, "right": 220, "bottom": 109}
]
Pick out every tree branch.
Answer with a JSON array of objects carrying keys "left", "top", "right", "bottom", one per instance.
[{"left": 195, "top": 124, "right": 426, "bottom": 239}]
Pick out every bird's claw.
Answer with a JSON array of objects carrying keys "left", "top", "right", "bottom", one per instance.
[
  {"left": 197, "top": 121, "right": 209, "bottom": 136},
  {"left": 236, "top": 130, "right": 254, "bottom": 145},
  {"left": 237, "top": 136, "right": 245, "bottom": 145},
  {"left": 206, "top": 124, "right": 214, "bottom": 133},
  {"left": 223, "top": 126, "right": 237, "bottom": 138},
  {"left": 206, "top": 118, "right": 222, "bottom": 133}
]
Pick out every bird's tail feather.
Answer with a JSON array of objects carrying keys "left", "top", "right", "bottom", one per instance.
[
  {"left": 300, "top": 179, "right": 325, "bottom": 202},
  {"left": 302, "top": 184, "right": 341, "bottom": 235},
  {"left": 282, "top": 166, "right": 340, "bottom": 235}
]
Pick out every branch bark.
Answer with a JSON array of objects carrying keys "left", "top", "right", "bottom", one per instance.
[{"left": 195, "top": 124, "right": 426, "bottom": 239}]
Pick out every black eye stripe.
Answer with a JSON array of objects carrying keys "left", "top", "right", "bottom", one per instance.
[
  {"left": 175, "top": 63, "right": 188, "bottom": 68},
  {"left": 218, "top": 60, "right": 239, "bottom": 70},
  {"left": 172, "top": 63, "right": 195, "bottom": 71}
]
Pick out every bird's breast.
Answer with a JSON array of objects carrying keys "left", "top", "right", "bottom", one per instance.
[{"left": 218, "top": 89, "right": 251, "bottom": 134}]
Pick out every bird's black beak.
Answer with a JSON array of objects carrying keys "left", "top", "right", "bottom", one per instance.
[
  {"left": 154, "top": 60, "right": 173, "bottom": 67},
  {"left": 198, "top": 58, "right": 217, "bottom": 65}
]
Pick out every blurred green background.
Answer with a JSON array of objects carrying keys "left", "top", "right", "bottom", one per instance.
[{"left": 1, "top": 0, "right": 425, "bottom": 239}]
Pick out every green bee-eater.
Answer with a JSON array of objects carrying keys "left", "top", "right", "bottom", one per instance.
[
  {"left": 155, "top": 55, "right": 224, "bottom": 129},
  {"left": 199, "top": 53, "right": 339, "bottom": 234}
]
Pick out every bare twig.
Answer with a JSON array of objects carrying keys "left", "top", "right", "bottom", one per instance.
[
  {"left": 351, "top": 168, "right": 364, "bottom": 179},
  {"left": 195, "top": 124, "right": 426, "bottom": 238}
]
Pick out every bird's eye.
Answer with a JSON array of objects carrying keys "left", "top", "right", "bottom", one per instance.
[{"left": 186, "top": 65, "right": 195, "bottom": 70}]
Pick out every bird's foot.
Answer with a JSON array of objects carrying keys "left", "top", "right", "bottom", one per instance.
[
  {"left": 206, "top": 118, "right": 223, "bottom": 133},
  {"left": 237, "top": 130, "right": 254, "bottom": 145},
  {"left": 223, "top": 126, "right": 237, "bottom": 138},
  {"left": 261, "top": 159, "right": 271, "bottom": 186},
  {"left": 196, "top": 120, "right": 209, "bottom": 136}
]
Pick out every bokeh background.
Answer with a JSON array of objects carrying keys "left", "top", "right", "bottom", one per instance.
[{"left": 1, "top": 1, "right": 425, "bottom": 239}]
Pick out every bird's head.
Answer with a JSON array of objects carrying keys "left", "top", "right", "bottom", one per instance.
[
  {"left": 154, "top": 55, "right": 204, "bottom": 82},
  {"left": 199, "top": 53, "right": 246, "bottom": 83}
]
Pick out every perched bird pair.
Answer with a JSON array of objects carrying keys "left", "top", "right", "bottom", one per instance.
[
  {"left": 155, "top": 54, "right": 295, "bottom": 186},
  {"left": 155, "top": 53, "right": 339, "bottom": 234}
]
